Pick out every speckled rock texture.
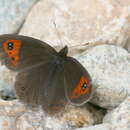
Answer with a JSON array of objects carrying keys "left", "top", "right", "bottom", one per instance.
[
  {"left": 20, "top": 0, "right": 130, "bottom": 51},
  {"left": 76, "top": 97, "right": 130, "bottom": 130},
  {"left": 77, "top": 44, "right": 130, "bottom": 109},
  {"left": 75, "top": 124, "right": 112, "bottom": 130},
  {"left": 0, "top": 65, "right": 16, "bottom": 100},
  {"left": 0, "top": 0, "right": 38, "bottom": 34},
  {"left": 103, "top": 96, "right": 130, "bottom": 130},
  {"left": 0, "top": 99, "right": 105, "bottom": 130}
]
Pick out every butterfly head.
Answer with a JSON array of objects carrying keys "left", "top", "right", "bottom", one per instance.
[{"left": 58, "top": 45, "right": 68, "bottom": 57}]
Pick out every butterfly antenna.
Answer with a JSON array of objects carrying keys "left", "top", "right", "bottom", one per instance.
[
  {"left": 53, "top": 21, "right": 64, "bottom": 49},
  {"left": 69, "top": 43, "right": 89, "bottom": 48},
  {"left": 69, "top": 42, "right": 105, "bottom": 49}
]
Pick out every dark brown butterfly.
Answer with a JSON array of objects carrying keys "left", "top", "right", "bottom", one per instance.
[{"left": 0, "top": 34, "right": 92, "bottom": 114}]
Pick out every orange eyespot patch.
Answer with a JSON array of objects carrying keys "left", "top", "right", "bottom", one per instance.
[
  {"left": 70, "top": 76, "right": 91, "bottom": 99},
  {"left": 3, "top": 40, "right": 21, "bottom": 66}
]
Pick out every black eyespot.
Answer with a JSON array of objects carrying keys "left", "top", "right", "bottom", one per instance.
[
  {"left": 81, "top": 82, "right": 88, "bottom": 90},
  {"left": 8, "top": 42, "right": 13, "bottom": 50}
]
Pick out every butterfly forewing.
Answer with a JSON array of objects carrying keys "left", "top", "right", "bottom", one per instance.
[
  {"left": 15, "top": 60, "right": 67, "bottom": 114},
  {"left": 0, "top": 34, "right": 57, "bottom": 71}
]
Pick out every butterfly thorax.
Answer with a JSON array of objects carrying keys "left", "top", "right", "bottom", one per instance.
[{"left": 51, "top": 46, "right": 68, "bottom": 66}]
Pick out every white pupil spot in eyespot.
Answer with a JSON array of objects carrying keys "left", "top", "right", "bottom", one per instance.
[
  {"left": 82, "top": 83, "right": 87, "bottom": 90},
  {"left": 8, "top": 42, "right": 13, "bottom": 50}
]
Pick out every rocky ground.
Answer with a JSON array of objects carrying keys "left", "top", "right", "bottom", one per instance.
[{"left": 0, "top": 0, "right": 130, "bottom": 130}]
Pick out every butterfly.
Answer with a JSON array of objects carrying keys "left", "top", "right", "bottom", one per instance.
[{"left": 0, "top": 34, "right": 92, "bottom": 114}]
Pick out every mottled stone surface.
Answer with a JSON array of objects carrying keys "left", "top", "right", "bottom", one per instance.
[
  {"left": 59, "top": 104, "right": 105, "bottom": 128},
  {"left": 0, "top": 0, "right": 38, "bottom": 34},
  {"left": 103, "top": 96, "right": 130, "bottom": 130},
  {"left": 0, "top": 65, "right": 16, "bottom": 100},
  {"left": 77, "top": 44, "right": 130, "bottom": 109},
  {"left": 76, "top": 97, "right": 130, "bottom": 130},
  {"left": 75, "top": 124, "right": 112, "bottom": 130},
  {"left": 0, "top": 99, "right": 105, "bottom": 130},
  {"left": 20, "top": 0, "right": 130, "bottom": 51},
  {"left": 0, "top": 99, "right": 26, "bottom": 130}
]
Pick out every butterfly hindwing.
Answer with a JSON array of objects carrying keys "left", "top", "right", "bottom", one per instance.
[
  {"left": 15, "top": 58, "right": 67, "bottom": 114},
  {"left": 64, "top": 57, "right": 92, "bottom": 106}
]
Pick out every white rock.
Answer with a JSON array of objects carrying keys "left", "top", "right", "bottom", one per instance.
[
  {"left": 75, "top": 124, "right": 112, "bottom": 130},
  {"left": 20, "top": 0, "right": 130, "bottom": 51},
  {"left": 76, "top": 97, "right": 130, "bottom": 130},
  {"left": 103, "top": 96, "right": 130, "bottom": 130},
  {"left": 0, "top": 99, "right": 104, "bottom": 130},
  {"left": 0, "top": 65, "right": 16, "bottom": 100},
  {"left": 0, "top": 0, "right": 38, "bottom": 34},
  {"left": 77, "top": 44, "right": 130, "bottom": 108}
]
